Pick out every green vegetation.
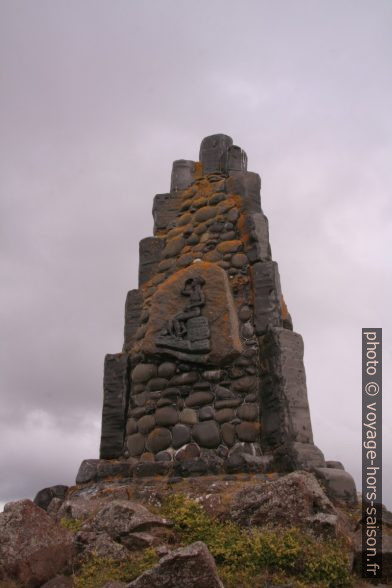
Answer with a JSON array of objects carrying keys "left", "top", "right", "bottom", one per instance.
[
  {"left": 59, "top": 517, "right": 84, "bottom": 533},
  {"left": 73, "top": 548, "right": 158, "bottom": 588},
  {"left": 70, "top": 494, "right": 352, "bottom": 587},
  {"left": 160, "top": 494, "right": 352, "bottom": 587}
]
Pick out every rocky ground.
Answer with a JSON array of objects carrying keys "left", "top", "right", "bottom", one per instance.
[{"left": 0, "top": 471, "right": 391, "bottom": 587}]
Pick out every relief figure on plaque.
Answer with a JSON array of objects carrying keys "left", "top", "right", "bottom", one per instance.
[{"left": 156, "top": 276, "right": 211, "bottom": 354}]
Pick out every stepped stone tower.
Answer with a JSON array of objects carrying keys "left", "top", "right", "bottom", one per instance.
[{"left": 98, "top": 134, "right": 327, "bottom": 477}]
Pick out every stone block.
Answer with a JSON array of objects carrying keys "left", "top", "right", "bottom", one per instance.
[
  {"left": 260, "top": 328, "right": 315, "bottom": 449},
  {"left": 199, "top": 134, "right": 233, "bottom": 174},
  {"left": 326, "top": 460, "right": 345, "bottom": 470},
  {"left": 126, "top": 541, "right": 224, "bottom": 587},
  {"left": 152, "top": 192, "right": 183, "bottom": 234},
  {"left": 315, "top": 467, "right": 358, "bottom": 504},
  {"left": 243, "top": 212, "right": 271, "bottom": 263},
  {"left": 171, "top": 160, "right": 196, "bottom": 191},
  {"left": 158, "top": 361, "right": 176, "bottom": 378},
  {"left": 192, "top": 421, "right": 221, "bottom": 448},
  {"left": 199, "top": 406, "right": 215, "bottom": 420},
  {"left": 0, "top": 499, "right": 75, "bottom": 588},
  {"left": 226, "top": 171, "right": 262, "bottom": 214},
  {"left": 231, "top": 471, "right": 335, "bottom": 529},
  {"left": 96, "top": 461, "right": 132, "bottom": 481},
  {"left": 138, "top": 237, "right": 165, "bottom": 286},
  {"left": 175, "top": 443, "right": 200, "bottom": 462},
  {"left": 134, "top": 462, "right": 171, "bottom": 477},
  {"left": 76, "top": 459, "right": 100, "bottom": 484},
  {"left": 127, "top": 433, "right": 145, "bottom": 457},
  {"left": 132, "top": 363, "right": 157, "bottom": 383},
  {"left": 146, "top": 427, "right": 172, "bottom": 453},
  {"left": 123, "top": 289, "right": 143, "bottom": 353},
  {"left": 251, "top": 261, "right": 283, "bottom": 334},
  {"left": 172, "top": 423, "right": 192, "bottom": 448},
  {"left": 155, "top": 406, "right": 179, "bottom": 426},
  {"left": 85, "top": 499, "right": 172, "bottom": 538},
  {"left": 34, "top": 485, "right": 68, "bottom": 511},
  {"left": 162, "top": 235, "right": 185, "bottom": 258},
  {"left": 100, "top": 353, "right": 129, "bottom": 459},
  {"left": 185, "top": 391, "right": 214, "bottom": 407},
  {"left": 272, "top": 442, "right": 326, "bottom": 472},
  {"left": 227, "top": 145, "right": 247, "bottom": 172}
]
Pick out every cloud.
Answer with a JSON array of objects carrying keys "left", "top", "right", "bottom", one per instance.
[{"left": 0, "top": 409, "right": 100, "bottom": 506}]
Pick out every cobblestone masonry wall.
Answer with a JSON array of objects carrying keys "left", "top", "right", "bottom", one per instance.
[{"left": 99, "top": 134, "right": 326, "bottom": 476}]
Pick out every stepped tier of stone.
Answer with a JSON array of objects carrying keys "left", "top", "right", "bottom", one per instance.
[{"left": 98, "top": 134, "right": 327, "bottom": 477}]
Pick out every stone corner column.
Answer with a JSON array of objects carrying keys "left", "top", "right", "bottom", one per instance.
[
  {"left": 170, "top": 160, "right": 196, "bottom": 192},
  {"left": 260, "top": 327, "right": 313, "bottom": 444},
  {"left": 123, "top": 289, "right": 143, "bottom": 353},
  {"left": 152, "top": 192, "right": 183, "bottom": 235},
  {"left": 227, "top": 145, "right": 248, "bottom": 172},
  {"left": 199, "top": 133, "right": 233, "bottom": 174},
  {"left": 226, "top": 171, "right": 262, "bottom": 214},
  {"left": 259, "top": 327, "right": 325, "bottom": 470},
  {"left": 251, "top": 261, "right": 283, "bottom": 334},
  {"left": 99, "top": 353, "right": 130, "bottom": 460},
  {"left": 138, "top": 237, "right": 165, "bottom": 286}
]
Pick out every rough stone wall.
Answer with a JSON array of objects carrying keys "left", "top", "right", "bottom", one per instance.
[{"left": 99, "top": 134, "right": 325, "bottom": 475}]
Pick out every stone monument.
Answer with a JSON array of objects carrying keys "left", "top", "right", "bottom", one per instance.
[{"left": 97, "top": 134, "right": 329, "bottom": 477}]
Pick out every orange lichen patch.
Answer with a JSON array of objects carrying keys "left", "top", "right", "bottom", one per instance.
[
  {"left": 230, "top": 274, "right": 250, "bottom": 293},
  {"left": 148, "top": 273, "right": 167, "bottom": 287},
  {"left": 180, "top": 188, "right": 194, "bottom": 200},
  {"left": 190, "top": 177, "right": 210, "bottom": 191},
  {"left": 217, "top": 240, "right": 243, "bottom": 254},
  {"left": 177, "top": 212, "right": 192, "bottom": 226},
  {"left": 215, "top": 195, "right": 241, "bottom": 216},
  {"left": 192, "top": 196, "right": 209, "bottom": 209},
  {"left": 236, "top": 212, "right": 251, "bottom": 247},
  {"left": 166, "top": 226, "right": 183, "bottom": 239},
  {"left": 155, "top": 229, "right": 168, "bottom": 238},
  {"left": 193, "top": 161, "right": 203, "bottom": 179},
  {"left": 180, "top": 198, "right": 193, "bottom": 211},
  {"left": 280, "top": 295, "right": 289, "bottom": 320},
  {"left": 203, "top": 249, "right": 222, "bottom": 263},
  {"left": 230, "top": 194, "right": 245, "bottom": 210}
]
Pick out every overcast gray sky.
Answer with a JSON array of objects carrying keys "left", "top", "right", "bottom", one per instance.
[{"left": 1, "top": 0, "right": 391, "bottom": 509}]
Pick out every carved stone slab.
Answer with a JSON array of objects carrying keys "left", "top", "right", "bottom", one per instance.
[
  {"left": 187, "top": 316, "right": 210, "bottom": 342},
  {"left": 137, "top": 262, "right": 242, "bottom": 364},
  {"left": 156, "top": 316, "right": 211, "bottom": 353}
]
